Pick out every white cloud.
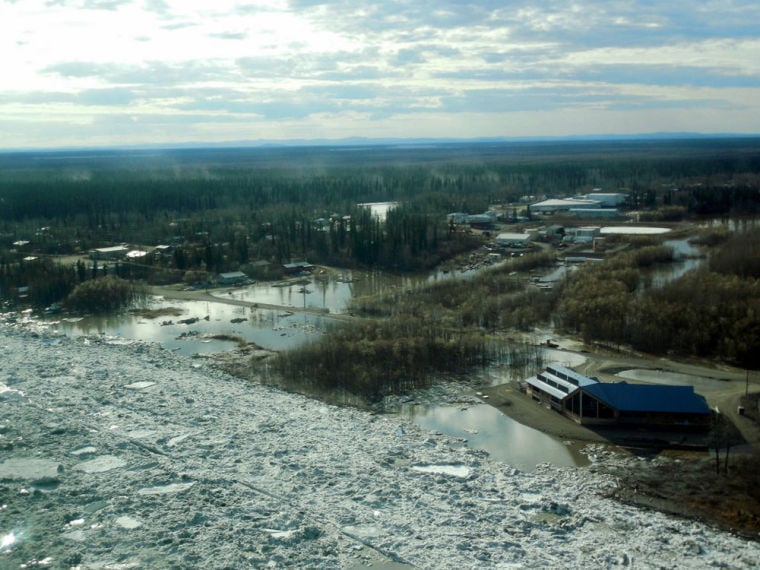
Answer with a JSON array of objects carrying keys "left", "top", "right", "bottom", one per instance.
[{"left": 0, "top": 0, "right": 759, "bottom": 148}]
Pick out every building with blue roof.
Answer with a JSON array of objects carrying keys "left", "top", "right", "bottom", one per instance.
[
  {"left": 566, "top": 381, "right": 712, "bottom": 430},
  {"left": 525, "top": 366, "right": 712, "bottom": 431}
]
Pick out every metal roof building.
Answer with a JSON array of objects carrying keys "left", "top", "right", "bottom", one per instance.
[
  {"left": 217, "top": 271, "right": 249, "bottom": 285},
  {"left": 525, "top": 365, "right": 599, "bottom": 411},
  {"left": 530, "top": 198, "right": 601, "bottom": 213},
  {"left": 581, "top": 382, "right": 711, "bottom": 415},
  {"left": 567, "top": 382, "right": 712, "bottom": 430},
  {"left": 524, "top": 366, "right": 712, "bottom": 431}
]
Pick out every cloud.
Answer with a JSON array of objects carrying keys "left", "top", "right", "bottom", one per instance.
[
  {"left": 209, "top": 31, "right": 248, "bottom": 40},
  {"left": 83, "top": 0, "right": 130, "bottom": 9},
  {"left": 43, "top": 60, "right": 238, "bottom": 86},
  {"left": 2, "top": 0, "right": 760, "bottom": 148}
]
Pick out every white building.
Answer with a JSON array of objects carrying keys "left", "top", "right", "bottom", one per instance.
[
  {"left": 495, "top": 232, "right": 532, "bottom": 247},
  {"left": 563, "top": 226, "right": 601, "bottom": 244},
  {"left": 90, "top": 245, "right": 129, "bottom": 260},
  {"left": 583, "top": 192, "right": 627, "bottom": 207},
  {"left": 530, "top": 198, "right": 601, "bottom": 213}
]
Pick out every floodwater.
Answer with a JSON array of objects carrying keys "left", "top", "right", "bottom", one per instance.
[
  {"left": 42, "top": 261, "right": 591, "bottom": 470},
  {"left": 643, "top": 238, "right": 706, "bottom": 289},
  {"left": 216, "top": 265, "right": 484, "bottom": 314},
  {"left": 51, "top": 297, "right": 328, "bottom": 356},
  {"left": 398, "top": 403, "right": 586, "bottom": 471}
]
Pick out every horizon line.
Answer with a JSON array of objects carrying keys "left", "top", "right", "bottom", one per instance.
[{"left": 2, "top": 131, "right": 760, "bottom": 154}]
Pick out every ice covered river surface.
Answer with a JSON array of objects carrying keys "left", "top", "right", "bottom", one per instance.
[{"left": 2, "top": 327, "right": 759, "bottom": 569}]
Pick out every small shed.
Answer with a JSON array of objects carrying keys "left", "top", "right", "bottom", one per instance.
[
  {"left": 217, "top": 271, "right": 248, "bottom": 286},
  {"left": 495, "top": 232, "right": 532, "bottom": 248},
  {"left": 283, "top": 261, "right": 314, "bottom": 275}
]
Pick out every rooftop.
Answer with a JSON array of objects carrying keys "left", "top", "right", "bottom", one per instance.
[{"left": 582, "top": 382, "right": 711, "bottom": 415}]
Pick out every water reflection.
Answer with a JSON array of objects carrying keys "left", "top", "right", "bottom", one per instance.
[
  {"left": 52, "top": 298, "right": 326, "bottom": 355},
  {"left": 217, "top": 266, "right": 482, "bottom": 314},
  {"left": 698, "top": 216, "right": 760, "bottom": 232},
  {"left": 399, "top": 403, "right": 586, "bottom": 471},
  {"left": 642, "top": 238, "right": 706, "bottom": 290}
]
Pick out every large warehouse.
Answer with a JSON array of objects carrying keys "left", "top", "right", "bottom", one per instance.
[{"left": 525, "top": 365, "right": 712, "bottom": 431}]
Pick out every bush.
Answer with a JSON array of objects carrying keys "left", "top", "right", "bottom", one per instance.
[{"left": 64, "top": 275, "right": 147, "bottom": 313}]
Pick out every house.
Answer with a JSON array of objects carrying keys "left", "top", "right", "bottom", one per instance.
[
  {"left": 467, "top": 214, "right": 495, "bottom": 230},
  {"left": 217, "top": 271, "right": 249, "bottom": 286},
  {"left": 153, "top": 245, "right": 174, "bottom": 255},
  {"left": 283, "top": 261, "right": 314, "bottom": 275},
  {"left": 540, "top": 225, "right": 565, "bottom": 241}
]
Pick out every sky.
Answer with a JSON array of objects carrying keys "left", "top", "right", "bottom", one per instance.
[{"left": 2, "top": 0, "right": 760, "bottom": 149}]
